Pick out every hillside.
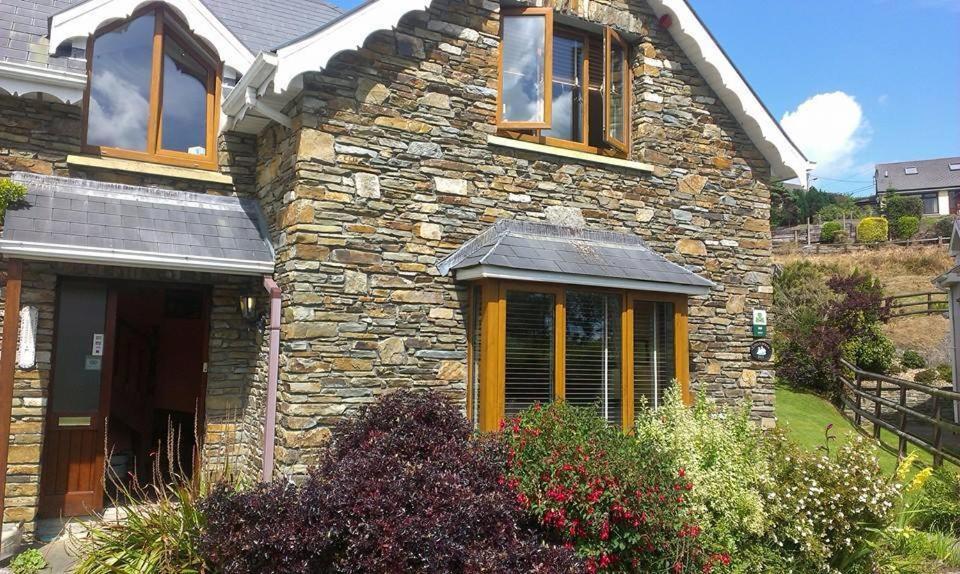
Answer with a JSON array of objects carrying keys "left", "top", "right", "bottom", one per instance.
[{"left": 774, "top": 245, "right": 954, "bottom": 364}]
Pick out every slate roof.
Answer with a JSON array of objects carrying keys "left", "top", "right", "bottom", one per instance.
[
  {"left": 875, "top": 157, "right": 960, "bottom": 194},
  {"left": 0, "top": 0, "right": 342, "bottom": 72},
  {"left": 438, "top": 219, "right": 714, "bottom": 294},
  {"left": 0, "top": 172, "right": 274, "bottom": 274}
]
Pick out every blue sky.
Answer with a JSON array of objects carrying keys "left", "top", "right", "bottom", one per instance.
[{"left": 326, "top": 0, "right": 960, "bottom": 196}]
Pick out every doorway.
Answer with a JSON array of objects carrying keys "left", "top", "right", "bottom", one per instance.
[{"left": 39, "top": 279, "right": 210, "bottom": 518}]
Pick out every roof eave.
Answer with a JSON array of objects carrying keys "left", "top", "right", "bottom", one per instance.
[{"left": 454, "top": 265, "right": 713, "bottom": 296}]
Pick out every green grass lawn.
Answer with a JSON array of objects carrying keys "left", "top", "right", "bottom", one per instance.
[{"left": 774, "top": 385, "right": 946, "bottom": 474}]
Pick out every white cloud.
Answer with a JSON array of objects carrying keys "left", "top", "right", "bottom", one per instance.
[{"left": 781, "top": 91, "right": 870, "bottom": 179}]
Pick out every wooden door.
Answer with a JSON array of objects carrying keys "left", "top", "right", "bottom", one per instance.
[{"left": 39, "top": 281, "right": 116, "bottom": 518}]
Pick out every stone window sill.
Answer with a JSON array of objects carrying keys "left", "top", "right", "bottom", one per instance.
[
  {"left": 67, "top": 155, "right": 234, "bottom": 185},
  {"left": 486, "top": 135, "right": 654, "bottom": 173}
]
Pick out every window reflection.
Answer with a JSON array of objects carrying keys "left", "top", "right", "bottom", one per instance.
[
  {"left": 161, "top": 36, "right": 208, "bottom": 154},
  {"left": 87, "top": 13, "right": 155, "bottom": 151},
  {"left": 608, "top": 41, "right": 626, "bottom": 144},
  {"left": 542, "top": 34, "right": 584, "bottom": 143},
  {"left": 501, "top": 15, "right": 547, "bottom": 124}
]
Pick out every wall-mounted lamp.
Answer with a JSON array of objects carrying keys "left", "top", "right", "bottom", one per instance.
[{"left": 239, "top": 295, "right": 259, "bottom": 323}]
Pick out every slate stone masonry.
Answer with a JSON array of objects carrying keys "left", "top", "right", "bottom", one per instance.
[{"left": 258, "top": 0, "right": 777, "bottom": 476}]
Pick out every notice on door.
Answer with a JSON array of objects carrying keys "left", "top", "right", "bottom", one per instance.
[
  {"left": 85, "top": 355, "right": 102, "bottom": 371},
  {"left": 92, "top": 334, "right": 104, "bottom": 356}
]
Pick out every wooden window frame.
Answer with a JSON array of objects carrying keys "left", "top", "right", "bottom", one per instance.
[
  {"left": 603, "top": 27, "right": 631, "bottom": 154},
  {"left": 81, "top": 4, "right": 222, "bottom": 171},
  {"left": 496, "top": 7, "right": 554, "bottom": 131},
  {"left": 469, "top": 281, "right": 689, "bottom": 433}
]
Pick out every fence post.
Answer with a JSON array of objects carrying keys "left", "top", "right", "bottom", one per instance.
[
  {"left": 898, "top": 386, "right": 908, "bottom": 460},
  {"left": 927, "top": 292, "right": 933, "bottom": 313},
  {"left": 807, "top": 218, "right": 812, "bottom": 246},
  {"left": 874, "top": 379, "right": 883, "bottom": 440},
  {"left": 932, "top": 395, "right": 943, "bottom": 468},
  {"left": 854, "top": 370, "right": 863, "bottom": 427}
]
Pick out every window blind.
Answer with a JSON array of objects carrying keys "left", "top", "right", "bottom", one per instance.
[
  {"left": 565, "top": 291, "right": 622, "bottom": 424},
  {"left": 633, "top": 301, "right": 675, "bottom": 410},
  {"left": 504, "top": 290, "right": 555, "bottom": 417}
]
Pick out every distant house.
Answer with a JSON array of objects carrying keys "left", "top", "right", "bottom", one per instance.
[{"left": 872, "top": 157, "right": 960, "bottom": 216}]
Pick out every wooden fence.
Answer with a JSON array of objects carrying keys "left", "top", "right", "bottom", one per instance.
[
  {"left": 886, "top": 291, "right": 950, "bottom": 318},
  {"left": 839, "top": 358, "right": 960, "bottom": 467}
]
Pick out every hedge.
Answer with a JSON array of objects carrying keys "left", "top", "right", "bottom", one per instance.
[
  {"left": 819, "top": 221, "right": 844, "bottom": 243},
  {"left": 891, "top": 216, "right": 919, "bottom": 240},
  {"left": 857, "top": 217, "right": 888, "bottom": 243}
]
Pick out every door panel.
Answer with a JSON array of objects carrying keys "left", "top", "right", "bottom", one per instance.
[{"left": 40, "top": 281, "right": 116, "bottom": 518}]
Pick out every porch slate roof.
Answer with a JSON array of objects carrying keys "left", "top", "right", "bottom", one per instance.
[
  {"left": 437, "top": 219, "right": 714, "bottom": 295},
  {"left": 0, "top": 172, "right": 274, "bottom": 275}
]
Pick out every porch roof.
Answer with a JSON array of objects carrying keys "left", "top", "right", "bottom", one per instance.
[
  {"left": 0, "top": 173, "right": 274, "bottom": 276},
  {"left": 437, "top": 219, "right": 714, "bottom": 296}
]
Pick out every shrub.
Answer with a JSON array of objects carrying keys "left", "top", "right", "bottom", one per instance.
[
  {"left": 901, "top": 350, "right": 926, "bottom": 370},
  {"left": 74, "top": 478, "right": 207, "bottom": 574},
  {"left": 936, "top": 363, "right": 952, "bottom": 382},
  {"left": 203, "top": 390, "right": 580, "bottom": 574},
  {"left": 819, "top": 220, "right": 844, "bottom": 243},
  {"left": 857, "top": 217, "right": 889, "bottom": 243},
  {"left": 884, "top": 192, "right": 923, "bottom": 222},
  {"left": 505, "top": 401, "right": 723, "bottom": 573},
  {"left": 763, "top": 434, "right": 901, "bottom": 568},
  {"left": 910, "top": 468, "right": 960, "bottom": 536},
  {"left": 845, "top": 323, "right": 896, "bottom": 373},
  {"left": 10, "top": 549, "right": 47, "bottom": 574},
  {"left": 934, "top": 216, "right": 955, "bottom": 239},
  {"left": 892, "top": 216, "right": 920, "bottom": 240},
  {"left": 914, "top": 369, "right": 939, "bottom": 384},
  {"left": 0, "top": 178, "right": 26, "bottom": 224},
  {"left": 635, "top": 389, "right": 769, "bottom": 561}
]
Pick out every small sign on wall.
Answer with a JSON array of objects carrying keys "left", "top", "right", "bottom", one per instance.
[
  {"left": 750, "top": 341, "right": 773, "bottom": 362},
  {"left": 91, "top": 334, "right": 104, "bottom": 357},
  {"left": 752, "top": 309, "right": 768, "bottom": 338}
]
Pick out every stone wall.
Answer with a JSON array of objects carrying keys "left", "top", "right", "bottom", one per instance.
[{"left": 260, "top": 0, "right": 776, "bottom": 475}]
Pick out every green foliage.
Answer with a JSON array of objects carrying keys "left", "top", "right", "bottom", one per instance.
[
  {"left": 892, "top": 215, "right": 920, "bottom": 240},
  {"left": 819, "top": 220, "right": 844, "bottom": 243},
  {"left": 934, "top": 216, "right": 955, "bottom": 239},
  {"left": 909, "top": 468, "right": 960, "bottom": 536},
  {"left": 857, "top": 217, "right": 889, "bottom": 243},
  {"left": 10, "top": 548, "right": 47, "bottom": 574},
  {"left": 505, "top": 401, "right": 721, "bottom": 573},
  {"left": 844, "top": 323, "right": 896, "bottom": 373},
  {"left": 914, "top": 369, "right": 939, "bottom": 384},
  {"left": 901, "top": 350, "right": 926, "bottom": 370},
  {"left": 884, "top": 191, "right": 924, "bottom": 222},
  {"left": 771, "top": 184, "right": 853, "bottom": 228},
  {"left": 936, "top": 363, "right": 952, "bottom": 382},
  {"left": 0, "top": 178, "right": 26, "bottom": 224},
  {"left": 635, "top": 389, "right": 769, "bottom": 561},
  {"left": 817, "top": 195, "right": 871, "bottom": 223}
]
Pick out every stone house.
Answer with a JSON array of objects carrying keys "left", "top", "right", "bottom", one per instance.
[{"left": 0, "top": 0, "right": 811, "bottom": 537}]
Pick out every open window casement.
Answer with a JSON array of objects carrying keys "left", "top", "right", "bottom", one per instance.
[
  {"left": 603, "top": 28, "right": 630, "bottom": 153},
  {"left": 497, "top": 7, "right": 553, "bottom": 130}
]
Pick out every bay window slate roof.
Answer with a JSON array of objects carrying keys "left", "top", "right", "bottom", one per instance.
[
  {"left": 0, "top": 172, "right": 274, "bottom": 274},
  {"left": 438, "top": 220, "right": 714, "bottom": 293}
]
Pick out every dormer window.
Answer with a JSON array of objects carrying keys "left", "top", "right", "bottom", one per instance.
[
  {"left": 83, "top": 5, "right": 220, "bottom": 170},
  {"left": 496, "top": 8, "right": 631, "bottom": 156}
]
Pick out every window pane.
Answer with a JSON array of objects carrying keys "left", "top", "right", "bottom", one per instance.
[
  {"left": 608, "top": 39, "right": 626, "bottom": 144},
  {"left": 87, "top": 13, "right": 155, "bottom": 151},
  {"left": 922, "top": 194, "right": 939, "bottom": 215},
  {"left": 565, "top": 292, "right": 622, "bottom": 424},
  {"left": 505, "top": 291, "right": 555, "bottom": 417},
  {"left": 470, "top": 285, "right": 482, "bottom": 427},
  {"left": 542, "top": 34, "right": 584, "bottom": 142},
  {"left": 633, "top": 301, "right": 675, "bottom": 410},
  {"left": 501, "top": 15, "right": 547, "bottom": 124},
  {"left": 161, "top": 36, "right": 208, "bottom": 154},
  {"left": 52, "top": 282, "right": 108, "bottom": 414}
]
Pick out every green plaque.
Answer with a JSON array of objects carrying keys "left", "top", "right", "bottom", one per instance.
[{"left": 752, "top": 325, "right": 767, "bottom": 338}]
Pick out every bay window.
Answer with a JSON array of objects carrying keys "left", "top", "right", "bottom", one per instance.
[
  {"left": 469, "top": 281, "right": 689, "bottom": 432},
  {"left": 497, "top": 8, "right": 632, "bottom": 154},
  {"left": 83, "top": 5, "right": 221, "bottom": 170}
]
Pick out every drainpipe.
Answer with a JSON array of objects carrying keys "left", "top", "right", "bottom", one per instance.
[{"left": 262, "top": 276, "right": 281, "bottom": 482}]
